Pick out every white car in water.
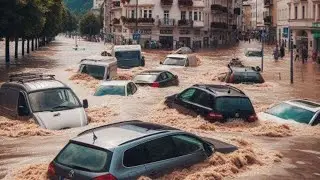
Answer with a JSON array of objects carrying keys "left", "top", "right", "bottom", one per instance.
[
  {"left": 158, "top": 54, "right": 198, "bottom": 70},
  {"left": 258, "top": 99, "right": 320, "bottom": 126}
]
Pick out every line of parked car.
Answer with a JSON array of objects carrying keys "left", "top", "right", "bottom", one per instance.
[{"left": 0, "top": 45, "right": 319, "bottom": 180}]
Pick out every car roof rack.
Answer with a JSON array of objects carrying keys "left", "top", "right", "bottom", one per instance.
[
  {"left": 9, "top": 73, "right": 55, "bottom": 83},
  {"left": 225, "top": 85, "right": 245, "bottom": 95}
]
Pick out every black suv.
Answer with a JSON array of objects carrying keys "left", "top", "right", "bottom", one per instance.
[
  {"left": 165, "top": 84, "right": 257, "bottom": 122},
  {"left": 220, "top": 65, "right": 264, "bottom": 84}
]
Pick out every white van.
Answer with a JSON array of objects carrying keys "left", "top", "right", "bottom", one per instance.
[
  {"left": 79, "top": 55, "right": 117, "bottom": 80},
  {"left": 112, "top": 45, "right": 145, "bottom": 68}
]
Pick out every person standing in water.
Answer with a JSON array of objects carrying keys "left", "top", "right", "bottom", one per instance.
[
  {"left": 280, "top": 44, "right": 285, "bottom": 59},
  {"left": 273, "top": 44, "right": 279, "bottom": 61}
]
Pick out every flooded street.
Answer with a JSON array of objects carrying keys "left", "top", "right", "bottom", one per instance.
[{"left": 0, "top": 37, "right": 320, "bottom": 180}]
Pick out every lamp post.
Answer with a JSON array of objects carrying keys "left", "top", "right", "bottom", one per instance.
[{"left": 135, "top": 0, "right": 138, "bottom": 33}]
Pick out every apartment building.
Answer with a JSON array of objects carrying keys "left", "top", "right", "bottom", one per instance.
[
  {"left": 92, "top": 0, "right": 104, "bottom": 14},
  {"left": 106, "top": 0, "right": 242, "bottom": 49},
  {"left": 250, "top": 0, "right": 264, "bottom": 28},
  {"left": 288, "top": 0, "right": 320, "bottom": 54},
  {"left": 277, "top": 0, "right": 289, "bottom": 47},
  {"left": 243, "top": 0, "right": 252, "bottom": 30},
  {"left": 263, "top": 0, "right": 277, "bottom": 43}
]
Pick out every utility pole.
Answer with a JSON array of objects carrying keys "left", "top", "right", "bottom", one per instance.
[
  {"left": 289, "top": 28, "right": 294, "bottom": 84},
  {"left": 256, "top": 0, "right": 257, "bottom": 29},
  {"left": 135, "top": 0, "right": 138, "bottom": 32},
  {"left": 261, "top": 28, "right": 264, "bottom": 72}
]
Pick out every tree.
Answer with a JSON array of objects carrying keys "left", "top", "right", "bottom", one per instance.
[
  {"left": 62, "top": 8, "right": 79, "bottom": 35},
  {"left": 80, "top": 12, "right": 101, "bottom": 37}
]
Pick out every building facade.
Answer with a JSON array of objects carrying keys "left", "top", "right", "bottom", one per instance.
[
  {"left": 288, "top": 0, "right": 320, "bottom": 55},
  {"left": 92, "top": 0, "right": 104, "bottom": 14},
  {"left": 276, "top": 0, "right": 289, "bottom": 47},
  {"left": 106, "top": 0, "right": 242, "bottom": 49},
  {"left": 263, "top": 0, "right": 277, "bottom": 43},
  {"left": 250, "top": 0, "right": 264, "bottom": 28},
  {"left": 243, "top": 0, "right": 252, "bottom": 30}
]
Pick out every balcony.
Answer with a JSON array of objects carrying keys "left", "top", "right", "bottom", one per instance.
[
  {"left": 121, "top": 17, "right": 155, "bottom": 27},
  {"left": 193, "top": 21, "right": 204, "bottom": 28},
  {"left": 211, "top": 4, "right": 228, "bottom": 14},
  {"left": 211, "top": 22, "right": 228, "bottom": 29},
  {"left": 112, "top": 18, "right": 120, "bottom": 25},
  {"left": 178, "top": 19, "right": 193, "bottom": 27},
  {"left": 158, "top": 18, "right": 175, "bottom": 27},
  {"left": 264, "top": 16, "right": 272, "bottom": 25},
  {"left": 161, "top": 0, "right": 173, "bottom": 6},
  {"left": 178, "top": 0, "right": 193, "bottom": 8},
  {"left": 264, "top": 0, "right": 273, "bottom": 8}
]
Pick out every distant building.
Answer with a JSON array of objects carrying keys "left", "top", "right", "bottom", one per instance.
[
  {"left": 249, "top": 0, "right": 264, "bottom": 29},
  {"left": 92, "top": 0, "right": 104, "bottom": 15},
  {"left": 243, "top": 0, "right": 252, "bottom": 31},
  {"left": 276, "top": 0, "right": 289, "bottom": 47},
  {"left": 106, "top": 0, "right": 242, "bottom": 49}
]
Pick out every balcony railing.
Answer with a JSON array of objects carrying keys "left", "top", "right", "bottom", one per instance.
[
  {"left": 211, "top": 22, "right": 228, "bottom": 29},
  {"left": 178, "top": 19, "right": 193, "bottom": 27},
  {"left": 121, "top": 17, "right": 155, "bottom": 26},
  {"left": 264, "top": 0, "right": 273, "bottom": 7},
  {"left": 158, "top": 18, "right": 175, "bottom": 27},
  {"left": 112, "top": 18, "right": 120, "bottom": 24},
  {"left": 211, "top": 4, "right": 228, "bottom": 14},
  {"left": 161, "top": 0, "right": 173, "bottom": 6},
  {"left": 178, "top": 0, "right": 193, "bottom": 7}
]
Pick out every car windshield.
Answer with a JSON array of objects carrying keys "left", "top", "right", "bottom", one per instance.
[
  {"left": 28, "top": 88, "right": 81, "bottom": 112},
  {"left": 133, "top": 74, "right": 158, "bottom": 83},
  {"left": 80, "top": 64, "right": 105, "bottom": 80},
  {"left": 163, "top": 57, "right": 186, "bottom": 66},
  {"left": 55, "top": 142, "right": 112, "bottom": 172},
  {"left": 215, "top": 97, "right": 254, "bottom": 113},
  {"left": 235, "top": 72, "right": 263, "bottom": 83},
  {"left": 266, "top": 103, "right": 315, "bottom": 124},
  {"left": 94, "top": 85, "right": 126, "bottom": 96}
]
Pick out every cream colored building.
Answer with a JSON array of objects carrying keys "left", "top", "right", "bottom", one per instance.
[
  {"left": 106, "top": 0, "right": 242, "bottom": 48},
  {"left": 277, "top": 0, "right": 290, "bottom": 47},
  {"left": 249, "top": 0, "right": 265, "bottom": 28},
  {"left": 288, "top": 0, "right": 320, "bottom": 54}
]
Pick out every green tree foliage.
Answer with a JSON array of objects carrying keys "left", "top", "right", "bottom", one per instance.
[
  {"left": 62, "top": 9, "right": 78, "bottom": 33},
  {"left": 80, "top": 12, "right": 101, "bottom": 36}
]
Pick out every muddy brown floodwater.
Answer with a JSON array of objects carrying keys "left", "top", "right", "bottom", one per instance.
[{"left": 0, "top": 37, "right": 320, "bottom": 180}]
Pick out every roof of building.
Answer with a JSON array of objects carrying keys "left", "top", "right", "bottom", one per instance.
[{"left": 73, "top": 120, "right": 179, "bottom": 149}]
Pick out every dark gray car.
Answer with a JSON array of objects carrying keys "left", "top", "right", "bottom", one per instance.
[{"left": 48, "top": 120, "right": 237, "bottom": 180}]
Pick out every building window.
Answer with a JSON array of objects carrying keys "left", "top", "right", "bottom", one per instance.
[
  {"left": 144, "top": 10, "right": 147, "bottom": 18},
  {"left": 194, "top": 12, "right": 198, "bottom": 21},
  {"left": 302, "top": 6, "right": 305, "bottom": 19},
  {"left": 149, "top": 10, "right": 152, "bottom": 18},
  {"left": 131, "top": 10, "right": 135, "bottom": 18},
  {"left": 181, "top": 11, "right": 186, "bottom": 20},
  {"left": 294, "top": 6, "right": 297, "bottom": 19},
  {"left": 140, "top": 10, "right": 142, "bottom": 18}
]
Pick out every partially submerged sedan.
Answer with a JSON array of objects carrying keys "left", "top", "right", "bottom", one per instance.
[
  {"left": 158, "top": 54, "right": 198, "bottom": 70},
  {"left": 258, "top": 99, "right": 320, "bottom": 126},
  {"left": 94, "top": 81, "right": 138, "bottom": 96},
  {"left": 48, "top": 120, "right": 237, "bottom": 180},
  {"left": 133, "top": 70, "right": 179, "bottom": 88}
]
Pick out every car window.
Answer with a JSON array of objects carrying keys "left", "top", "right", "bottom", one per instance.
[
  {"left": 171, "top": 135, "right": 203, "bottom": 156},
  {"left": 166, "top": 72, "right": 174, "bottom": 79},
  {"left": 123, "top": 143, "right": 148, "bottom": 167},
  {"left": 179, "top": 88, "right": 197, "bottom": 101},
  {"left": 127, "top": 83, "right": 133, "bottom": 95},
  {"left": 192, "top": 91, "right": 213, "bottom": 108},
  {"left": 5, "top": 88, "right": 20, "bottom": 111},
  {"left": 94, "top": 85, "right": 126, "bottom": 96},
  {"left": 312, "top": 114, "right": 320, "bottom": 126},
  {"left": 80, "top": 64, "right": 105, "bottom": 80},
  {"left": 144, "top": 136, "right": 177, "bottom": 163},
  {"left": 130, "top": 83, "right": 137, "bottom": 94},
  {"left": 134, "top": 74, "right": 158, "bottom": 83},
  {"left": 266, "top": 103, "right": 315, "bottom": 124},
  {"left": 160, "top": 73, "right": 168, "bottom": 80},
  {"left": 55, "top": 142, "right": 112, "bottom": 172},
  {"left": 215, "top": 97, "right": 254, "bottom": 113}
]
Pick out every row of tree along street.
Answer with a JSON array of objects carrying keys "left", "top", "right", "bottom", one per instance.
[{"left": 0, "top": 0, "right": 78, "bottom": 63}]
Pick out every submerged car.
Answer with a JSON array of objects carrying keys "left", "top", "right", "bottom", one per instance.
[
  {"left": 133, "top": 70, "right": 179, "bottom": 88},
  {"left": 165, "top": 84, "right": 257, "bottom": 122},
  {"left": 220, "top": 66, "right": 265, "bottom": 84},
  {"left": 245, "top": 48, "right": 262, "bottom": 57},
  {"left": 158, "top": 54, "right": 198, "bottom": 69},
  {"left": 79, "top": 55, "right": 117, "bottom": 80},
  {"left": 258, "top": 99, "right": 320, "bottom": 126},
  {"left": 48, "top": 120, "right": 237, "bottom": 180},
  {"left": 0, "top": 73, "right": 88, "bottom": 130},
  {"left": 112, "top": 45, "right": 145, "bottom": 69},
  {"left": 94, "top": 81, "right": 138, "bottom": 96},
  {"left": 173, "top": 47, "right": 193, "bottom": 54}
]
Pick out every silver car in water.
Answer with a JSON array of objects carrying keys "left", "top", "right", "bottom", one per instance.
[
  {"left": 0, "top": 73, "right": 88, "bottom": 130},
  {"left": 48, "top": 120, "right": 237, "bottom": 180}
]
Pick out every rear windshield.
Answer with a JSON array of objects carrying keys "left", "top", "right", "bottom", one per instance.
[
  {"left": 94, "top": 85, "right": 126, "bottom": 96},
  {"left": 115, "top": 51, "right": 140, "bottom": 61},
  {"left": 163, "top": 57, "right": 186, "bottom": 66},
  {"left": 80, "top": 65, "right": 105, "bottom": 80},
  {"left": 266, "top": 103, "right": 315, "bottom": 124},
  {"left": 234, "top": 72, "right": 263, "bottom": 83},
  {"left": 215, "top": 97, "right": 254, "bottom": 113},
  {"left": 133, "top": 74, "right": 158, "bottom": 83},
  {"left": 55, "top": 142, "right": 112, "bottom": 172}
]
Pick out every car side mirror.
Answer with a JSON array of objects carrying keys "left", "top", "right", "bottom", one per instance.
[
  {"left": 203, "top": 142, "right": 214, "bottom": 156},
  {"left": 83, "top": 99, "right": 88, "bottom": 109},
  {"left": 160, "top": 61, "right": 163, "bottom": 65}
]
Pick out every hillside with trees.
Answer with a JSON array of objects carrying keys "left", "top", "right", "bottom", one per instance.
[{"left": 64, "top": 0, "right": 93, "bottom": 15}]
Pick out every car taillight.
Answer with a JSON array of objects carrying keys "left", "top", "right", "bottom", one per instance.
[
  {"left": 248, "top": 114, "right": 258, "bottom": 122},
  {"left": 94, "top": 174, "right": 117, "bottom": 180},
  {"left": 47, "top": 162, "right": 55, "bottom": 177},
  {"left": 151, "top": 82, "right": 160, "bottom": 88},
  {"left": 207, "top": 112, "right": 223, "bottom": 121}
]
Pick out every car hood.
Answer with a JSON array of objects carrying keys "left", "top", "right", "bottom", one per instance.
[{"left": 33, "top": 108, "right": 88, "bottom": 130}]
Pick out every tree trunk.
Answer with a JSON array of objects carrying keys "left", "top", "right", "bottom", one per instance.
[
  {"left": 15, "top": 37, "right": 18, "bottom": 59},
  {"left": 43, "top": 37, "right": 46, "bottom": 46},
  {"left": 22, "top": 37, "right": 25, "bottom": 56},
  {"left": 35, "top": 38, "right": 37, "bottom": 50},
  {"left": 27, "top": 39, "right": 30, "bottom": 54},
  {"left": 5, "top": 36, "right": 10, "bottom": 63},
  {"left": 31, "top": 38, "right": 34, "bottom": 51}
]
